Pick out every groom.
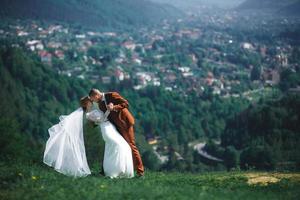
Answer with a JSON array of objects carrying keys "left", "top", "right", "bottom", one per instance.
[{"left": 88, "top": 88, "right": 145, "bottom": 177}]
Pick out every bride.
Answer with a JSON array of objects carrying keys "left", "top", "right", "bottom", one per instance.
[{"left": 43, "top": 96, "right": 134, "bottom": 178}]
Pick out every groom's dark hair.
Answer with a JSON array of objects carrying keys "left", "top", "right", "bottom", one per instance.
[{"left": 89, "top": 88, "right": 100, "bottom": 97}]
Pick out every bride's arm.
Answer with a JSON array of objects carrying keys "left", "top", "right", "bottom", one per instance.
[
  {"left": 86, "top": 110, "right": 109, "bottom": 124},
  {"left": 94, "top": 110, "right": 110, "bottom": 123},
  {"left": 86, "top": 111, "right": 100, "bottom": 124}
]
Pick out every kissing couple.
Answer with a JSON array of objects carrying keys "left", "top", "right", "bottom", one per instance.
[{"left": 43, "top": 89, "right": 145, "bottom": 178}]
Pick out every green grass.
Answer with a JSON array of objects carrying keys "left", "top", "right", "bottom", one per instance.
[{"left": 1, "top": 162, "right": 300, "bottom": 200}]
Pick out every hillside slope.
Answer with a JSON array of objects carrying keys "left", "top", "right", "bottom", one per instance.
[
  {"left": 151, "top": 0, "right": 244, "bottom": 9},
  {"left": 221, "top": 93, "right": 300, "bottom": 169},
  {"left": 0, "top": 0, "right": 183, "bottom": 29},
  {"left": 279, "top": 1, "right": 300, "bottom": 16},
  {"left": 237, "top": 0, "right": 298, "bottom": 10},
  {"left": 1, "top": 162, "right": 300, "bottom": 200}
]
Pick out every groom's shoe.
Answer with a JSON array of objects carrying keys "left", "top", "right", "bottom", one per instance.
[{"left": 136, "top": 173, "right": 145, "bottom": 179}]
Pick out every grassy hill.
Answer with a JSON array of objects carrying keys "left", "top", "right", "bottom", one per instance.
[
  {"left": 0, "top": 0, "right": 183, "bottom": 30},
  {"left": 1, "top": 161, "right": 300, "bottom": 200}
]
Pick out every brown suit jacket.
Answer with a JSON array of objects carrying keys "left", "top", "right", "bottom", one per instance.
[{"left": 98, "top": 92, "right": 135, "bottom": 130}]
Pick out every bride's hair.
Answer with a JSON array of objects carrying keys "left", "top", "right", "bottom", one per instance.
[
  {"left": 80, "top": 96, "right": 92, "bottom": 111},
  {"left": 89, "top": 88, "right": 100, "bottom": 97}
]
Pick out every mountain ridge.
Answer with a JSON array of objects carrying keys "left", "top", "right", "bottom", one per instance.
[
  {"left": 237, "top": 0, "right": 299, "bottom": 10},
  {"left": 0, "top": 0, "right": 184, "bottom": 30},
  {"left": 235, "top": 0, "right": 300, "bottom": 17},
  {"left": 279, "top": 1, "right": 300, "bottom": 16}
]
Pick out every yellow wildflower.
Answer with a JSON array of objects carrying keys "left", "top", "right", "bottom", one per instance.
[
  {"left": 246, "top": 174, "right": 279, "bottom": 186},
  {"left": 100, "top": 184, "right": 106, "bottom": 189}
]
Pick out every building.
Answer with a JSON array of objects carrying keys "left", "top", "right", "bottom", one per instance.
[
  {"left": 263, "top": 69, "right": 280, "bottom": 86},
  {"left": 122, "top": 41, "right": 136, "bottom": 51},
  {"left": 54, "top": 50, "right": 65, "bottom": 60},
  {"left": 39, "top": 51, "right": 52, "bottom": 65},
  {"left": 115, "top": 68, "right": 125, "bottom": 81},
  {"left": 241, "top": 42, "right": 254, "bottom": 50},
  {"left": 101, "top": 76, "right": 112, "bottom": 84}
]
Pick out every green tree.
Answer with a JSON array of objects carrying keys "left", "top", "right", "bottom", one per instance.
[
  {"left": 250, "top": 65, "right": 262, "bottom": 81},
  {"left": 142, "top": 150, "right": 161, "bottom": 170},
  {"left": 240, "top": 145, "right": 275, "bottom": 170},
  {"left": 224, "top": 146, "right": 239, "bottom": 171}
]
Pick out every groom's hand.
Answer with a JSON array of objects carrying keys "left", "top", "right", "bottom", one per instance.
[{"left": 107, "top": 103, "right": 114, "bottom": 111}]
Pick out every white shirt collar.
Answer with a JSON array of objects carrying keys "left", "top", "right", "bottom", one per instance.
[{"left": 101, "top": 92, "right": 105, "bottom": 102}]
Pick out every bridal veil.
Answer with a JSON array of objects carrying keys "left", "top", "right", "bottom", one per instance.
[{"left": 43, "top": 108, "right": 91, "bottom": 177}]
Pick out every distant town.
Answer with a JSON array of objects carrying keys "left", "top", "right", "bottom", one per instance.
[{"left": 1, "top": 10, "right": 299, "bottom": 100}]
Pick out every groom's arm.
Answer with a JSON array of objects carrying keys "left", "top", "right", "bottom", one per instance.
[{"left": 111, "top": 92, "right": 129, "bottom": 111}]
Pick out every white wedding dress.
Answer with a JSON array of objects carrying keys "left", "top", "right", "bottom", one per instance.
[
  {"left": 86, "top": 109, "right": 134, "bottom": 178},
  {"left": 43, "top": 108, "right": 91, "bottom": 177}
]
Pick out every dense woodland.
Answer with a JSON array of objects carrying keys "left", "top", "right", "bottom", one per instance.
[
  {"left": 221, "top": 94, "right": 300, "bottom": 170},
  {"left": 0, "top": 0, "right": 182, "bottom": 30},
  {"left": 1, "top": 45, "right": 299, "bottom": 172},
  {"left": 1, "top": 0, "right": 300, "bottom": 173}
]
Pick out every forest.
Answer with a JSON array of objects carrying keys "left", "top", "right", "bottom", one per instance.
[
  {"left": 0, "top": 0, "right": 182, "bottom": 30},
  {"left": 1, "top": 44, "right": 299, "bottom": 172}
]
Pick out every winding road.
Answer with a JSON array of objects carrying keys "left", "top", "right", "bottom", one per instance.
[{"left": 193, "top": 142, "right": 223, "bottom": 162}]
